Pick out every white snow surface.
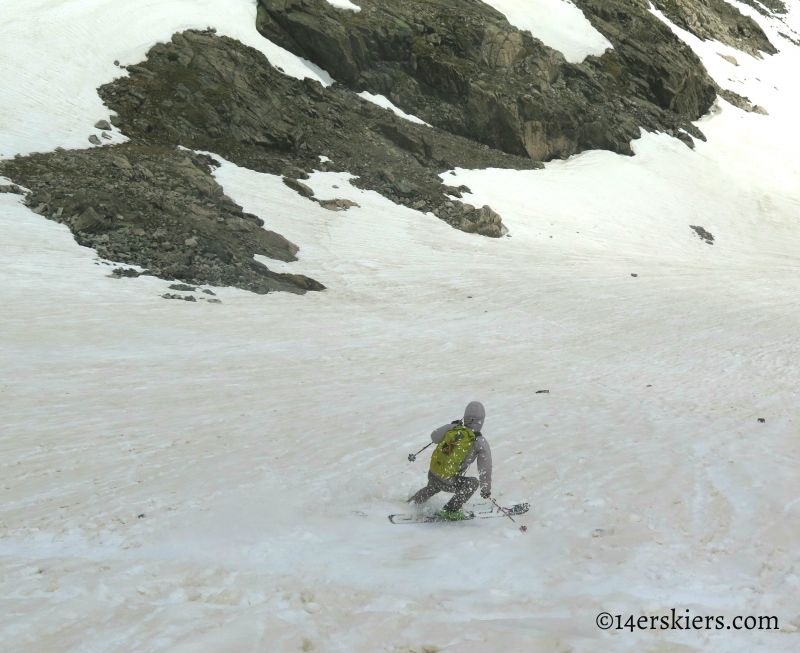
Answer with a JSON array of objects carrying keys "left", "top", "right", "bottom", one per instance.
[
  {"left": 357, "top": 92, "right": 431, "bottom": 125},
  {"left": 480, "top": 0, "right": 612, "bottom": 63},
  {"left": 325, "top": 0, "right": 362, "bottom": 12},
  {"left": 0, "top": 0, "right": 333, "bottom": 159},
  {"left": 3, "top": 2, "right": 800, "bottom": 653}
]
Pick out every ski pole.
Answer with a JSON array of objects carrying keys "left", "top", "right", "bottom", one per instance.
[
  {"left": 491, "top": 497, "right": 527, "bottom": 532},
  {"left": 408, "top": 442, "right": 433, "bottom": 462}
]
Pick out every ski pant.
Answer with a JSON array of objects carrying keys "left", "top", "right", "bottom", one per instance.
[{"left": 409, "top": 471, "right": 479, "bottom": 512}]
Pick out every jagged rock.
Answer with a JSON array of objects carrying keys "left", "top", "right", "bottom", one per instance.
[
  {"left": 739, "top": 0, "right": 786, "bottom": 16},
  {"left": 162, "top": 293, "right": 196, "bottom": 301},
  {"left": 111, "top": 267, "right": 142, "bottom": 277},
  {"left": 718, "top": 53, "right": 739, "bottom": 66},
  {"left": 317, "top": 198, "right": 359, "bottom": 211},
  {"left": 111, "top": 155, "right": 132, "bottom": 169},
  {"left": 97, "top": 29, "right": 531, "bottom": 237},
  {"left": 674, "top": 130, "right": 695, "bottom": 149},
  {"left": 88, "top": 134, "right": 102, "bottom": 145},
  {"left": 259, "top": 0, "right": 713, "bottom": 159},
  {"left": 74, "top": 206, "right": 104, "bottom": 233},
  {"left": 1, "top": 145, "right": 323, "bottom": 295},
  {"left": 690, "top": 225, "right": 715, "bottom": 244},
  {"left": 459, "top": 204, "right": 504, "bottom": 238},
  {"left": 128, "top": 65, "right": 156, "bottom": 79},
  {"left": 481, "top": 26, "right": 527, "bottom": 70},
  {"left": 649, "top": 0, "right": 776, "bottom": 58},
  {"left": 283, "top": 176, "right": 315, "bottom": 197},
  {"left": 574, "top": 0, "right": 716, "bottom": 120},
  {"left": 94, "top": 120, "right": 111, "bottom": 130},
  {"left": 717, "top": 87, "right": 769, "bottom": 114}
]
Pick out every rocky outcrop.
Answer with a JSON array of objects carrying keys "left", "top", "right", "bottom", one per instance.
[
  {"left": 97, "top": 29, "right": 540, "bottom": 238},
  {"left": 575, "top": 0, "right": 775, "bottom": 115},
  {"left": 573, "top": 0, "right": 719, "bottom": 118},
  {"left": 716, "top": 87, "right": 769, "bottom": 114},
  {"left": 0, "top": 146, "right": 323, "bottom": 294},
  {"left": 649, "top": 0, "right": 777, "bottom": 58},
  {"left": 738, "top": 0, "right": 787, "bottom": 17},
  {"left": 257, "top": 0, "right": 716, "bottom": 161}
]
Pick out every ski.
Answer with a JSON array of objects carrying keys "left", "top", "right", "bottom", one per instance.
[{"left": 389, "top": 502, "right": 529, "bottom": 524}]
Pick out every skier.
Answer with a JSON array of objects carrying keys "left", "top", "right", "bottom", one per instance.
[{"left": 408, "top": 401, "right": 492, "bottom": 520}]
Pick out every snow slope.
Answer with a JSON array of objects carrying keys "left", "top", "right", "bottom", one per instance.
[
  {"left": 0, "top": 0, "right": 333, "bottom": 159},
  {"left": 325, "top": 0, "right": 362, "bottom": 12},
  {"left": 3, "top": 2, "right": 800, "bottom": 653},
  {"left": 480, "top": 0, "right": 612, "bottom": 63},
  {"left": 357, "top": 92, "right": 431, "bottom": 126}
]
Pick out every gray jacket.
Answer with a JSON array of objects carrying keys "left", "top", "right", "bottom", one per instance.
[{"left": 430, "top": 401, "right": 492, "bottom": 493}]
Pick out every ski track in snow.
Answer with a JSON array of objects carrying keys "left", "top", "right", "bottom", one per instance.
[
  {"left": 3, "top": 1, "right": 800, "bottom": 652},
  {"left": 480, "top": 0, "right": 612, "bottom": 63}
]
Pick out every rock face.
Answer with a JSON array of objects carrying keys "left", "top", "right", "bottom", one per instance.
[
  {"left": 738, "top": 0, "right": 786, "bottom": 15},
  {"left": 649, "top": 0, "right": 777, "bottom": 57},
  {"left": 572, "top": 0, "right": 720, "bottom": 117},
  {"left": 574, "top": 0, "right": 774, "bottom": 114},
  {"left": 98, "top": 29, "right": 540, "bottom": 237},
  {"left": 0, "top": 147, "right": 323, "bottom": 294},
  {"left": 256, "top": 0, "right": 718, "bottom": 161}
]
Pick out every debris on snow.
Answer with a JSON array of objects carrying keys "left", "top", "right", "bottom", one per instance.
[
  {"left": 110, "top": 267, "right": 142, "bottom": 278},
  {"left": 690, "top": 225, "right": 715, "bottom": 245},
  {"left": 162, "top": 293, "right": 196, "bottom": 301}
]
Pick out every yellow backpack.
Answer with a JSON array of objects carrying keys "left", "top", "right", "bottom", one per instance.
[{"left": 430, "top": 425, "right": 477, "bottom": 479}]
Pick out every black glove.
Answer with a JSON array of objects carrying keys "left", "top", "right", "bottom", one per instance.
[{"left": 481, "top": 489, "right": 491, "bottom": 499}]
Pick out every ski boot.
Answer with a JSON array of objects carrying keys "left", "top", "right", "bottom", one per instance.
[{"left": 438, "top": 509, "right": 466, "bottom": 521}]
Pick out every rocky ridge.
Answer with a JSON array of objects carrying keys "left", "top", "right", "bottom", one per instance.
[
  {"left": 257, "top": 0, "right": 719, "bottom": 159},
  {"left": 98, "top": 29, "right": 537, "bottom": 238},
  {"left": 739, "top": 0, "right": 787, "bottom": 14},
  {"left": 0, "top": 146, "right": 323, "bottom": 294},
  {"left": 649, "top": 0, "right": 777, "bottom": 57}
]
